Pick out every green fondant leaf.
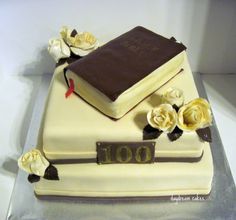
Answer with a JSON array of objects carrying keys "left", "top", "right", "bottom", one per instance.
[{"left": 143, "top": 124, "right": 162, "bottom": 140}]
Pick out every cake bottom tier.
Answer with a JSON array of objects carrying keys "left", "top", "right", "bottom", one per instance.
[{"left": 35, "top": 143, "right": 213, "bottom": 198}]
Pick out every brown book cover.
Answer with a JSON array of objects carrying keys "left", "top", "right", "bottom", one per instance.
[{"left": 65, "top": 26, "right": 186, "bottom": 101}]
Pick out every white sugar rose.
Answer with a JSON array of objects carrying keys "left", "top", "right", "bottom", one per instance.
[
  {"left": 161, "top": 87, "right": 184, "bottom": 107},
  {"left": 147, "top": 104, "right": 177, "bottom": 132},
  {"left": 48, "top": 38, "right": 71, "bottom": 62},
  {"left": 177, "top": 98, "right": 212, "bottom": 131},
  {"left": 18, "top": 149, "right": 49, "bottom": 177}
]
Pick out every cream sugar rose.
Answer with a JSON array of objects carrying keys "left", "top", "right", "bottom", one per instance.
[
  {"left": 48, "top": 26, "right": 99, "bottom": 62},
  {"left": 18, "top": 149, "right": 50, "bottom": 177},
  {"left": 147, "top": 87, "right": 212, "bottom": 133}
]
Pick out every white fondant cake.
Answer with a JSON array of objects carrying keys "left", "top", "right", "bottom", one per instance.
[
  {"left": 35, "top": 143, "right": 212, "bottom": 197},
  {"left": 18, "top": 26, "right": 213, "bottom": 199},
  {"left": 42, "top": 53, "right": 204, "bottom": 161}
]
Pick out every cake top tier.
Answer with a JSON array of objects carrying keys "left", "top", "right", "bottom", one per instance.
[{"left": 65, "top": 26, "right": 186, "bottom": 101}]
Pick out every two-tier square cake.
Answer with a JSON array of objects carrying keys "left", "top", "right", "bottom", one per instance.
[{"left": 18, "top": 26, "right": 213, "bottom": 198}]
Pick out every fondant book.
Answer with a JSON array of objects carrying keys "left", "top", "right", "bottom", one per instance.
[{"left": 65, "top": 26, "right": 186, "bottom": 119}]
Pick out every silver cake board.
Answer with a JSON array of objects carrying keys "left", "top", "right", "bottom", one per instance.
[{"left": 6, "top": 73, "right": 236, "bottom": 220}]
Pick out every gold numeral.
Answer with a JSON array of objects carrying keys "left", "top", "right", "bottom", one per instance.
[
  {"left": 99, "top": 144, "right": 153, "bottom": 164},
  {"left": 116, "top": 146, "right": 132, "bottom": 163},
  {"left": 101, "top": 146, "right": 113, "bottom": 163},
  {"left": 135, "top": 146, "right": 151, "bottom": 163}
]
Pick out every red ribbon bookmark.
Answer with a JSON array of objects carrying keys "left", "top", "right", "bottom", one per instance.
[{"left": 65, "top": 78, "right": 75, "bottom": 98}]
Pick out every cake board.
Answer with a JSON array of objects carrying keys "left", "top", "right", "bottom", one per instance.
[{"left": 6, "top": 73, "right": 236, "bottom": 220}]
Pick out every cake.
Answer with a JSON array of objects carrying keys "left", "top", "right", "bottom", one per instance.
[{"left": 18, "top": 26, "right": 213, "bottom": 199}]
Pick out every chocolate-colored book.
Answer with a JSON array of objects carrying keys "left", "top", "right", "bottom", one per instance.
[{"left": 65, "top": 26, "right": 186, "bottom": 119}]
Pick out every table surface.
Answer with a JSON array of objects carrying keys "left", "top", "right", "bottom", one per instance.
[{"left": 0, "top": 73, "right": 236, "bottom": 219}]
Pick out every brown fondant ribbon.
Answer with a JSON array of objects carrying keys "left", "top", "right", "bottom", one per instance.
[{"left": 65, "top": 78, "right": 75, "bottom": 98}]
